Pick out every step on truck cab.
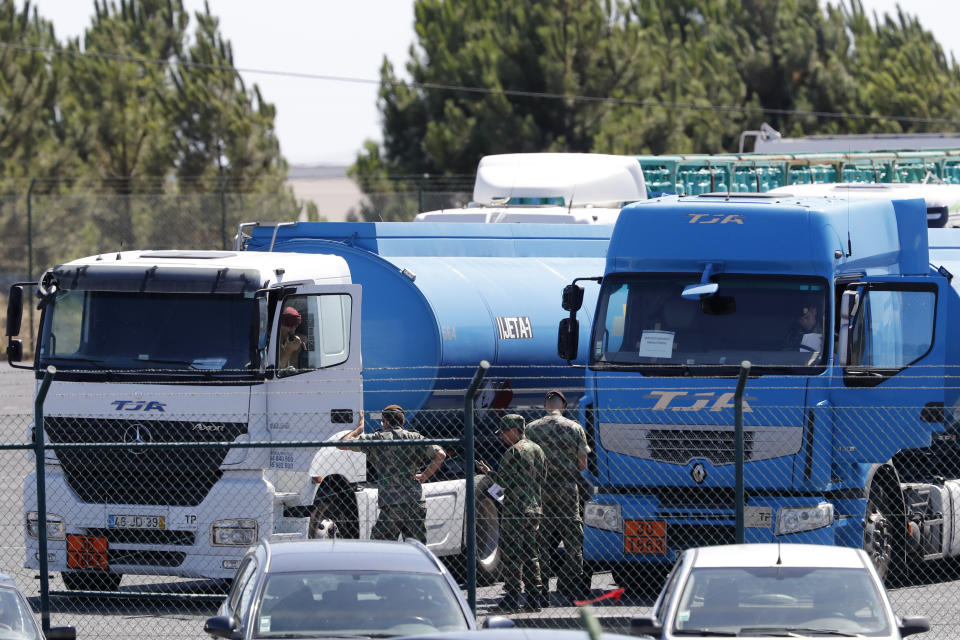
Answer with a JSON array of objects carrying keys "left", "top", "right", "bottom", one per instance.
[{"left": 558, "top": 192, "right": 960, "bottom": 585}]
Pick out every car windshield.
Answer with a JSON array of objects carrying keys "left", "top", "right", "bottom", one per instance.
[
  {"left": 672, "top": 567, "right": 891, "bottom": 636},
  {"left": 253, "top": 570, "right": 469, "bottom": 638},
  {"left": 38, "top": 290, "right": 257, "bottom": 379},
  {"left": 0, "top": 587, "right": 42, "bottom": 640},
  {"left": 591, "top": 274, "right": 829, "bottom": 375}
]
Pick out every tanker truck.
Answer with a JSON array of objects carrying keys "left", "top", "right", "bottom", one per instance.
[
  {"left": 9, "top": 221, "right": 609, "bottom": 591},
  {"left": 556, "top": 192, "right": 960, "bottom": 587}
]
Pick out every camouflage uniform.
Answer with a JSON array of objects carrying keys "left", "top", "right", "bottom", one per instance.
[
  {"left": 526, "top": 413, "right": 589, "bottom": 599},
  {"left": 492, "top": 434, "right": 546, "bottom": 601},
  {"left": 353, "top": 427, "right": 442, "bottom": 543}
]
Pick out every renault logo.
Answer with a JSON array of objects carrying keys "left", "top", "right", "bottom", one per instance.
[
  {"left": 690, "top": 462, "right": 707, "bottom": 484},
  {"left": 123, "top": 424, "right": 151, "bottom": 454}
]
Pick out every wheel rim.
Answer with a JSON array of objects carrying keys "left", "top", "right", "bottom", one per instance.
[{"left": 308, "top": 505, "right": 340, "bottom": 539}]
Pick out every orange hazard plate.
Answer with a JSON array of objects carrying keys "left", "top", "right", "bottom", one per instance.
[
  {"left": 624, "top": 520, "right": 667, "bottom": 554},
  {"left": 67, "top": 534, "right": 108, "bottom": 570}
]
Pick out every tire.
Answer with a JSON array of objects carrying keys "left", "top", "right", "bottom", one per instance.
[
  {"left": 612, "top": 563, "right": 668, "bottom": 600},
  {"left": 62, "top": 570, "right": 122, "bottom": 592},
  {"left": 468, "top": 475, "right": 502, "bottom": 586},
  {"left": 308, "top": 479, "right": 359, "bottom": 540},
  {"left": 863, "top": 474, "right": 904, "bottom": 585}
]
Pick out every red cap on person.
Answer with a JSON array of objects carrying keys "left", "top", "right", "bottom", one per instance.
[{"left": 281, "top": 306, "right": 301, "bottom": 327}]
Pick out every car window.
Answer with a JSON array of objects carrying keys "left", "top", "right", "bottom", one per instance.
[
  {"left": 254, "top": 570, "right": 469, "bottom": 637},
  {"left": 673, "top": 566, "right": 891, "bottom": 636},
  {"left": 0, "top": 587, "right": 43, "bottom": 640},
  {"left": 235, "top": 561, "right": 260, "bottom": 623},
  {"left": 652, "top": 557, "right": 683, "bottom": 621},
  {"left": 229, "top": 558, "right": 257, "bottom": 611}
]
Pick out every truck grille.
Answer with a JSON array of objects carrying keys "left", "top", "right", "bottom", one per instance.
[
  {"left": 45, "top": 417, "right": 247, "bottom": 507},
  {"left": 647, "top": 428, "right": 755, "bottom": 465},
  {"left": 668, "top": 523, "right": 736, "bottom": 551}
]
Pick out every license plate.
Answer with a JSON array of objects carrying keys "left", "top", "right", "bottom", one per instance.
[
  {"left": 67, "top": 535, "right": 108, "bottom": 570},
  {"left": 109, "top": 514, "right": 165, "bottom": 530},
  {"left": 624, "top": 520, "right": 667, "bottom": 554}
]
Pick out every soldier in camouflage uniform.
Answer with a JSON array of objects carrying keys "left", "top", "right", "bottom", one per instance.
[
  {"left": 338, "top": 404, "right": 446, "bottom": 543},
  {"left": 525, "top": 390, "right": 590, "bottom": 604},
  {"left": 478, "top": 414, "right": 547, "bottom": 612}
]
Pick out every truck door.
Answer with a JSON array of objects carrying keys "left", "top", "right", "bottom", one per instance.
[
  {"left": 263, "top": 284, "right": 364, "bottom": 493},
  {"left": 832, "top": 278, "right": 944, "bottom": 468}
]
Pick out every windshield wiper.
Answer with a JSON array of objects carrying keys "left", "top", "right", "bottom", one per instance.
[
  {"left": 674, "top": 630, "right": 738, "bottom": 636},
  {"left": 46, "top": 356, "right": 110, "bottom": 367},
  {"left": 738, "top": 627, "right": 861, "bottom": 637}
]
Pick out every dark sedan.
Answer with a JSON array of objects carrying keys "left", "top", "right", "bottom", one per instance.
[{"left": 205, "top": 538, "right": 512, "bottom": 640}]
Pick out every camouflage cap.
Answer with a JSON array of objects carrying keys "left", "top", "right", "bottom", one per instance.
[{"left": 496, "top": 413, "right": 525, "bottom": 434}]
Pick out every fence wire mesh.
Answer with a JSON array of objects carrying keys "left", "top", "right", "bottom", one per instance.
[{"left": 0, "top": 366, "right": 957, "bottom": 637}]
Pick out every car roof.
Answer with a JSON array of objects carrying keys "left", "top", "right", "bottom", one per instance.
[
  {"left": 688, "top": 544, "right": 868, "bottom": 569},
  {"left": 262, "top": 539, "right": 444, "bottom": 574},
  {"left": 394, "top": 630, "right": 642, "bottom": 640}
]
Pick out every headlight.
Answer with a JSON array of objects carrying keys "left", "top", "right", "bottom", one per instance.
[
  {"left": 26, "top": 512, "right": 65, "bottom": 540},
  {"left": 584, "top": 501, "right": 622, "bottom": 533},
  {"left": 211, "top": 519, "right": 258, "bottom": 546},
  {"left": 774, "top": 503, "right": 834, "bottom": 535}
]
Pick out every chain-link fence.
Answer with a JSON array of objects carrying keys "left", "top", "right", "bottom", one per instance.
[{"left": 1, "top": 365, "right": 958, "bottom": 637}]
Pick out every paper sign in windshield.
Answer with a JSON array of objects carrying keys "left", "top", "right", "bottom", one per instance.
[{"left": 638, "top": 330, "right": 675, "bottom": 358}]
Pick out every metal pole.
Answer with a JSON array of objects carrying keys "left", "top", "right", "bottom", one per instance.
[
  {"left": 734, "top": 360, "right": 751, "bottom": 544},
  {"left": 34, "top": 366, "right": 55, "bottom": 634},
  {"left": 220, "top": 177, "right": 228, "bottom": 251},
  {"left": 463, "top": 360, "right": 489, "bottom": 614},
  {"left": 26, "top": 178, "right": 36, "bottom": 352}
]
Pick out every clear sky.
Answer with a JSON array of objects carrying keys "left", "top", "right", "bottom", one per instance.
[{"left": 12, "top": 1, "right": 960, "bottom": 166}]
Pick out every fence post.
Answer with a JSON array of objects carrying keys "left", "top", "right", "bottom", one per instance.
[
  {"left": 463, "top": 360, "right": 489, "bottom": 614},
  {"left": 34, "top": 365, "right": 55, "bottom": 634},
  {"left": 26, "top": 178, "right": 36, "bottom": 352},
  {"left": 734, "top": 360, "right": 751, "bottom": 544},
  {"left": 220, "top": 178, "right": 228, "bottom": 251}
]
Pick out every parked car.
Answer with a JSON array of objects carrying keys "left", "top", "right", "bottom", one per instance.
[
  {"left": 630, "top": 544, "right": 930, "bottom": 639},
  {"left": 0, "top": 573, "right": 74, "bottom": 640},
  {"left": 204, "top": 539, "right": 513, "bottom": 639}
]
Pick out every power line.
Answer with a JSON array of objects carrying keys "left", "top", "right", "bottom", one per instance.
[{"left": 4, "top": 41, "right": 960, "bottom": 128}]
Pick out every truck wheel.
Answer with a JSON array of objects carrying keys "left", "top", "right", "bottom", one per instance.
[
  {"left": 863, "top": 481, "right": 895, "bottom": 583},
  {"left": 612, "top": 564, "right": 667, "bottom": 599},
  {"left": 471, "top": 474, "right": 502, "bottom": 585},
  {"left": 309, "top": 479, "right": 359, "bottom": 540},
  {"left": 62, "top": 571, "right": 122, "bottom": 592}
]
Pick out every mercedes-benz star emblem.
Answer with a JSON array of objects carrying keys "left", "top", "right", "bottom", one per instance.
[
  {"left": 123, "top": 423, "right": 151, "bottom": 455},
  {"left": 690, "top": 462, "right": 707, "bottom": 484}
]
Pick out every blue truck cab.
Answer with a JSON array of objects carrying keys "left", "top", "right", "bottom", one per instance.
[{"left": 558, "top": 193, "right": 960, "bottom": 583}]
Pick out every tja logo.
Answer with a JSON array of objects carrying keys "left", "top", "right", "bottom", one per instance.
[
  {"left": 112, "top": 400, "right": 166, "bottom": 412},
  {"left": 687, "top": 213, "right": 743, "bottom": 225},
  {"left": 645, "top": 390, "right": 753, "bottom": 412}
]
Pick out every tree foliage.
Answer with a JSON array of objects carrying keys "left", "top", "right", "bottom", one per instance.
[
  {"left": 1, "top": 0, "right": 288, "bottom": 192},
  {"left": 352, "top": 0, "right": 960, "bottom": 220}
]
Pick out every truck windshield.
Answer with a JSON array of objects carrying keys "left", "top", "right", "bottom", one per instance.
[
  {"left": 591, "top": 274, "right": 829, "bottom": 375},
  {"left": 38, "top": 289, "right": 258, "bottom": 378}
]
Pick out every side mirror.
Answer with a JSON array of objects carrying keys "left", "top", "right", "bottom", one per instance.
[
  {"left": 6, "top": 339, "right": 22, "bottom": 364},
  {"left": 899, "top": 616, "right": 930, "bottom": 637},
  {"left": 629, "top": 615, "right": 663, "bottom": 637},
  {"left": 257, "top": 297, "right": 269, "bottom": 351},
  {"left": 45, "top": 626, "right": 77, "bottom": 640},
  {"left": 561, "top": 284, "right": 585, "bottom": 312},
  {"left": 482, "top": 615, "right": 515, "bottom": 629},
  {"left": 837, "top": 288, "right": 860, "bottom": 367},
  {"left": 6, "top": 285, "right": 23, "bottom": 337},
  {"left": 558, "top": 317, "right": 579, "bottom": 361},
  {"left": 203, "top": 615, "right": 237, "bottom": 639}
]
